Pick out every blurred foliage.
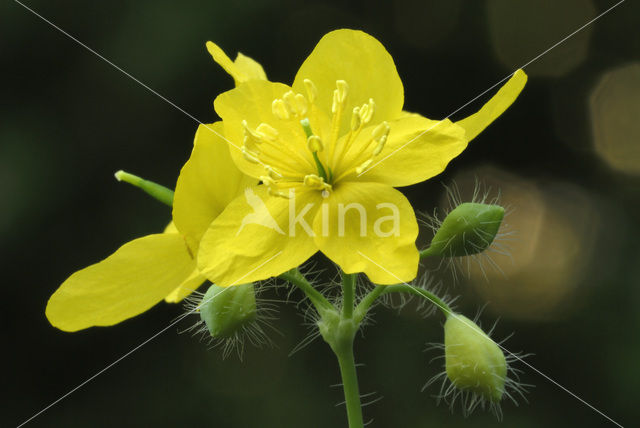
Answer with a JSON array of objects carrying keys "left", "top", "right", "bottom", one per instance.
[{"left": 3, "top": 0, "right": 639, "bottom": 427}]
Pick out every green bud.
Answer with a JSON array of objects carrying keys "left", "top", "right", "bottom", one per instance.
[
  {"left": 444, "top": 314, "right": 506, "bottom": 403},
  {"left": 199, "top": 283, "right": 257, "bottom": 338},
  {"left": 114, "top": 170, "right": 174, "bottom": 207},
  {"left": 423, "top": 202, "right": 504, "bottom": 257}
]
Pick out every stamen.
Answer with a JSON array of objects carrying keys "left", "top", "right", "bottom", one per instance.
[
  {"left": 336, "top": 80, "right": 349, "bottom": 103},
  {"left": 372, "top": 121, "right": 390, "bottom": 141},
  {"left": 242, "top": 148, "right": 260, "bottom": 164},
  {"left": 331, "top": 90, "right": 340, "bottom": 114},
  {"left": 361, "top": 98, "right": 375, "bottom": 124},
  {"left": 281, "top": 91, "right": 308, "bottom": 118},
  {"left": 355, "top": 159, "right": 373, "bottom": 175},
  {"left": 256, "top": 123, "right": 278, "bottom": 142},
  {"left": 372, "top": 135, "right": 387, "bottom": 156},
  {"left": 264, "top": 165, "right": 282, "bottom": 179},
  {"left": 303, "top": 79, "right": 317, "bottom": 103},
  {"left": 294, "top": 94, "right": 308, "bottom": 116},
  {"left": 331, "top": 80, "right": 349, "bottom": 113},
  {"left": 242, "top": 120, "right": 259, "bottom": 140},
  {"left": 272, "top": 99, "right": 290, "bottom": 120},
  {"left": 304, "top": 174, "right": 332, "bottom": 191},
  {"left": 243, "top": 135, "right": 260, "bottom": 155},
  {"left": 351, "top": 107, "right": 361, "bottom": 131},
  {"left": 267, "top": 188, "right": 292, "bottom": 199},
  {"left": 241, "top": 121, "right": 262, "bottom": 156},
  {"left": 359, "top": 104, "right": 370, "bottom": 124},
  {"left": 260, "top": 175, "right": 292, "bottom": 199}
]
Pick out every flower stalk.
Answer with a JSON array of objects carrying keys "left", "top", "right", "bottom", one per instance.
[
  {"left": 283, "top": 269, "right": 364, "bottom": 428},
  {"left": 335, "top": 341, "right": 364, "bottom": 428},
  {"left": 342, "top": 272, "right": 356, "bottom": 319}
]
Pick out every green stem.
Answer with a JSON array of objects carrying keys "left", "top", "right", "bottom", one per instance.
[
  {"left": 419, "top": 245, "right": 437, "bottom": 259},
  {"left": 384, "top": 284, "right": 452, "bottom": 317},
  {"left": 279, "top": 269, "right": 334, "bottom": 314},
  {"left": 334, "top": 343, "right": 364, "bottom": 428},
  {"left": 355, "top": 283, "right": 452, "bottom": 323},
  {"left": 341, "top": 272, "right": 356, "bottom": 319},
  {"left": 283, "top": 268, "right": 364, "bottom": 427},
  {"left": 353, "top": 285, "right": 386, "bottom": 324}
]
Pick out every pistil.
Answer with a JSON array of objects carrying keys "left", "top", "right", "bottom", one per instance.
[{"left": 301, "top": 118, "right": 331, "bottom": 184}]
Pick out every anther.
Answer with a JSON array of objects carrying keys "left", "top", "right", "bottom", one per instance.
[
  {"left": 303, "top": 79, "right": 317, "bottom": 103},
  {"left": 283, "top": 91, "right": 297, "bottom": 114},
  {"left": 372, "top": 121, "right": 390, "bottom": 141},
  {"left": 281, "top": 91, "right": 308, "bottom": 118},
  {"left": 361, "top": 98, "right": 375, "bottom": 123},
  {"left": 272, "top": 99, "right": 290, "bottom": 120},
  {"left": 332, "top": 80, "right": 349, "bottom": 113},
  {"left": 256, "top": 123, "right": 279, "bottom": 142},
  {"left": 307, "top": 135, "right": 324, "bottom": 152},
  {"left": 372, "top": 135, "right": 387, "bottom": 156},
  {"left": 304, "top": 174, "right": 331, "bottom": 191},
  {"left": 350, "top": 107, "right": 361, "bottom": 131},
  {"left": 242, "top": 120, "right": 256, "bottom": 138},
  {"left": 242, "top": 148, "right": 260, "bottom": 164},
  {"left": 355, "top": 159, "right": 373, "bottom": 175},
  {"left": 358, "top": 104, "right": 370, "bottom": 124},
  {"left": 294, "top": 94, "right": 308, "bottom": 116},
  {"left": 243, "top": 135, "right": 260, "bottom": 155},
  {"left": 264, "top": 165, "right": 282, "bottom": 179},
  {"left": 336, "top": 80, "right": 349, "bottom": 103}
]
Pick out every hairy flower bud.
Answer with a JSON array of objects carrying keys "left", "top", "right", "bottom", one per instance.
[
  {"left": 444, "top": 314, "right": 506, "bottom": 403},
  {"left": 427, "top": 202, "right": 504, "bottom": 257},
  {"left": 199, "top": 283, "right": 257, "bottom": 338}
]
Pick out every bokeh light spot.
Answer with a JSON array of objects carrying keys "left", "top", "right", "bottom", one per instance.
[
  {"left": 590, "top": 62, "right": 640, "bottom": 175},
  {"left": 487, "top": 0, "right": 596, "bottom": 77}
]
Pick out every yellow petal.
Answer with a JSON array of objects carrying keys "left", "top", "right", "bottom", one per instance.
[
  {"left": 292, "top": 29, "right": 404, "bottom": 134},
  {"left": 233, "top": 52, "right": 267, "bottom": 81},
  {"left": 456, "top": 69, "right": 527, "bottom": 142},
  {"left": 198, "top": 185, "right": 320, "bottom": 286},
  {"left": 164, "top": 221, "right": 178, "bottom": 234},
  {"left": 173, "top": 122, "right": 256, "bottom": 251},
  {"left": 313, "top": 182, "right": 419, "bottom": 284},
  {"left": 206, "top": 41, "right": 267, "bottom": 85},
  {"left": 46, "top": 234, "right": 195, "bottom": 332},
  {"left": 164, "top": 268, "right": 207, "bottom": 303},
  {"left": 214, "top": 80, "right": 314, "bottom": 179},
  {"left": 346, "top": 116, "right": 467, "bottom": 187}
]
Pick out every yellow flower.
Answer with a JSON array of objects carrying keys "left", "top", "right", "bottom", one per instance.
[
  {"left": 184, "top": 29, "right": 527, "bottom": 286},
  {"left": 46, "top": 45, "right": 260, "bottom": 332}
]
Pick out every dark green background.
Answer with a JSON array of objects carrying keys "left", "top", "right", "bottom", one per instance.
[{"left": 3, "top": 1, "right": 639, "bottom": 427}]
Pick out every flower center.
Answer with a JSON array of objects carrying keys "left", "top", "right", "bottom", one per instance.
[{"left": 240, "top": 79, "right": 390, "bottom": 198}]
